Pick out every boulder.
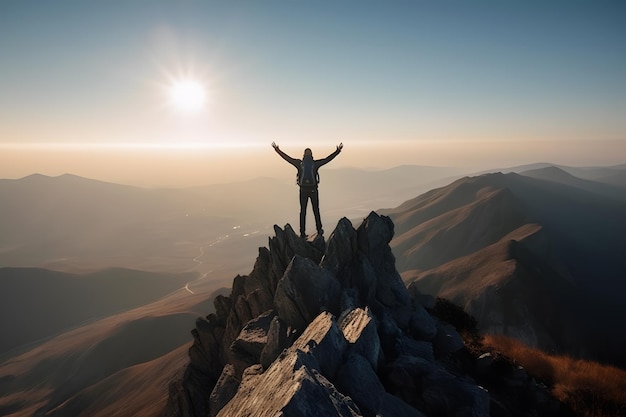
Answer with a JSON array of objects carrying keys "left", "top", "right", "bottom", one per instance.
[
  {"left": 260, "top": 315, "right": 291, "bottom": 369},
  {"left": 433, "top": 322, "right": 465, "bottom": 356},
  {"left": 357, "top": 212, "right": 412, "bottom": 325},
  {"left": 339, "top": 307, "right": 381, "bottom": 370},
  {"left": 229, "top": 310, "right": 275, "bottom": 376},
  {"left": 409, "top": 304, "right": 438, "bottom": 341},
  {"left": 216, "top": 349, "right": 362, "bottom": 417},
  {"left": 274, "top": 255, "right": 341, "bottom": 332},
  {"left": 290, "top": 311, "right": 347, "bottom": 379},
  {"left": 336, "top": 353, "right": 385, "bottom": 417},
  {"left": 320, "top": 217, "right": 358, "bottom": 277},
  {"left": 422, "top": 368, "right": 490, "bottom": 417}
]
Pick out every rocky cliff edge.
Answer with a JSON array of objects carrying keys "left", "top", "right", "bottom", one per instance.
[{"left": 162, "top": 212, "right": 566, "bottom": 417}]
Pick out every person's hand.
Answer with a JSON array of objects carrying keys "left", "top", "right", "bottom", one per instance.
[
  {"left": 337, "top": 142, "right": 343, "bottom": 152},
  {"left": 272, "top": 141, "right": 279, "bottom": 151}
]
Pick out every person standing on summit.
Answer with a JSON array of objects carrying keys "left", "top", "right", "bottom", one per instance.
[{"left": 272, "top": 142, "right": 343, "bottom": 239}]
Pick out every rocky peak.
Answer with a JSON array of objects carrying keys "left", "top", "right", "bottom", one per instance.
[{"left": 163, "top": 212, "right": 566, "bottom": 417}]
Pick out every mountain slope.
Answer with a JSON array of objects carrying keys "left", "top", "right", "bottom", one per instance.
[
  {"left": 383, "top": 172, "right": 626, "bottom": 303},
  {"left": 383, "top": 171, "right": 626, "bottom": 367},
  {"left": 0, "top": 267, "right": 195, "bottom": 354},
  {"left": 0, "top": 283, "right": 225, "bottom": 417},
  {"left": 520, "top": 166, "right": 626, "bottom": 201}
]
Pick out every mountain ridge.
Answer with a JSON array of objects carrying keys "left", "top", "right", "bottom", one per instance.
[
  {"left": 383, "top": 172, "right": 626, "bottom": 367},
  {"left": 160, "top": 213, "right": 567, "bottom": 417}
]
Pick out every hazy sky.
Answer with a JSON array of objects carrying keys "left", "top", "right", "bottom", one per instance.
[{"left": 1, "top": 1, "right": 625, "bottom": 186}]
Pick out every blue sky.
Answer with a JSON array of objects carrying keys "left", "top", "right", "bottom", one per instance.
[{"left": 0, "top": 1, "right": 625, "bottom": 184}]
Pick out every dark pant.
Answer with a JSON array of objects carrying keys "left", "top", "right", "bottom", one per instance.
[{"left": 299, "top": 186, "right": 322, "bottom": 236}]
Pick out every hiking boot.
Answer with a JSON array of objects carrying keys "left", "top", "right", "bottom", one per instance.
[
  {"left": 300, "top": 233, "right": 308, "bottom": 239},
  {"left": 317, "top": 228, "right": 324, "bottom": 236}
]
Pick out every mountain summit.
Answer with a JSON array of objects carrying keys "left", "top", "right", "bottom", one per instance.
[{"left": 162, "top": 213, "right": 564, "bottom": 417}]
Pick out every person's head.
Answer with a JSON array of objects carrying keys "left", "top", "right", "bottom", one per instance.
[{"left": 303, "top": 148, "right": 313, "bottom": 158}]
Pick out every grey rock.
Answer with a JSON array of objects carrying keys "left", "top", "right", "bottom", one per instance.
[
  {"left": 216, "top": 349, "right": 362, "bottom": 417},
  {"left": 407, "top": 283, "right": 436, "bottom": 310},
  {"left": 433, "top": 322, "right": 465, "bottom": 355},
  {"left": 229, "top": 310, "right": 275, "bottom": 377},
  {"left": 209, "top": 364, "right": 240, "bottom": 417},
  {"left": 260, "top": 315, "right": 290, "bottom": 369},
  {"left": 274, "top": 255, "right": 341, "bottom": 332},
  {"left": 339, "top": 307, "right": 381, "bottom": 370},
  {"left": 189, "top": 314, "right": 224, "bottom": 381},
  {"left": 357, "top": 212, "right": 412, "bottom": 325},
  {"left": 378, "top": 392, "right": 426, "bottom": 417},
  {"left": 422, "top": 369, "right": 490, "bottom": 417},
  {"left": 320, "top": 217, "right": 358, "bottom": 276},
  {"left": 409, "top": 304, "right": 438, "bottom": 341},
  {"left": 475, "top": 352, "right": 494, "bottom": 375},
  {"left": 336, "top": 353, "right": 385, "bottom": 417},
  {"left": 291, "top": 311, "right": 347, "bottom": 380},
  {"left": 398, "top": 336, "right": 435, "bottom": 363}
]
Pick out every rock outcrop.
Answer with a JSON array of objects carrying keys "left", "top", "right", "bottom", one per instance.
[{"left": 163, "top": 212, "right": 566, "bottom": 417}]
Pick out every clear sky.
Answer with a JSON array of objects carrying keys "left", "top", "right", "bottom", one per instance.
[{"left": 1, "top": 1, "right": 625, "bottom": 186}]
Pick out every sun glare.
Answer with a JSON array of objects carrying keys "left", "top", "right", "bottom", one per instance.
[{"left": 168, "top": 79, "right": 207, "bottom": 114}]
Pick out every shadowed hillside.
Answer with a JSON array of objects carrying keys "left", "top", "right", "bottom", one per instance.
[
  {"left": 0, "top": 283, "right": 227, "bottom": 417},
  {"left": 381, "top": 171, "right": 626, "bottom": 367},
  {"left": 0, "top": 267, "right": 196, "bottom": 355}
]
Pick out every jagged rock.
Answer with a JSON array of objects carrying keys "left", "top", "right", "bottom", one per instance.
[
  {"left": 339, "top": 307, "right": 381, "bottom": 370},
  {"left": 274, "top": 255, "right": 341, "bottom": 332},
  {"left": 336, "top": 353, "right": 385, "bottom": 417},
  {"left": 260, "top": 315, "right": 291, "bottom": 369},
  {"left": 377, "top": 308, "right": 403, "bottom": 360},
  {"left": 165, "top": 214, "right": 569, "bottom": 417},
  {"left": 475, "top": 352, "right": 494, "bottom": 376},
  {"left": 398, "top": 336, "right": 435, "bottom": 362},
  {"left": 290, "top": 311, "right": 347, "bottom": 380},
  {"left": 433, "top": 322, "right": 465, "bottom": 355},
  {"left": 320, "top": 217, "right": 358, "bottom": 276},
  {"left": 267, "top": 224, "right": 324, "bottom": 291},
  {"left": 209, "top": 364, "right": 240, "bottom": 417},
  {"left": 379, "top": 392, "right": 426, "bottom": 417},
  {"left": 382, "top": 354, "right": 435, "bottom": 405},
  {"left": 357, "top": 212, "right": 412, "bottom": 327},
  {"left": 216, "top": 349, "right": 362, "bottom": 417},
  {"left": 407, "top": 283, "right": 436, "bottom": 310},
  {"left": 188, "top": 315, "right": 224, "bottom": 381},
  {"left": 422, "top": 368, "right": 490, "bottom": 417},
  {"left": 213, "top": 295, "right": 231, "bottom": 327},
  {"left": 409, "top": 304, "right": 437, "bottom": 340},
  {"left": 229, "top": 310, "right": 275, "bottom": 377}
]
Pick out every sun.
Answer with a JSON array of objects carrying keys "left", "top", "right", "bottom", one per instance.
[{"left": 168, "top": 79, "right": 207, "bottom": 114}]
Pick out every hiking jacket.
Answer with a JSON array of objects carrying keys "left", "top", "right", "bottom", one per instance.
[{"left": 275, "top": 148, "right": 341, "bottom": 188}]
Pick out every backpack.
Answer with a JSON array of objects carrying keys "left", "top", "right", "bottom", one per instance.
[{"left": 298, "top": 157, "right": 319, "bottom": 187}]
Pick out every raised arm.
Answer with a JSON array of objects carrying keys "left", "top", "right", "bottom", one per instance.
[
  {"left": 272, "top": 142, "right": 299, "bottom": 167},
  {"left": 315, "top": 142, "right": 343, "bottom": 167}
]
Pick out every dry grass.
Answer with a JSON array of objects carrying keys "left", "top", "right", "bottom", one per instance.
[{"left": 483, "top": 334, "right": 626, "bottom": 417}]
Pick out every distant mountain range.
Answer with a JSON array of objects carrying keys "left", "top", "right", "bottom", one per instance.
[
  {"left": 0, "top": 166, "right": 468, "bottom": 272},
  {"left": 382, "top": 165, "right": 626, "bottom": 367}
]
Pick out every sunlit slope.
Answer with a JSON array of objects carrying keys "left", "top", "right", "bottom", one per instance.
[{"left": 384, "top": 171, "right": 626, "bottom": 303}]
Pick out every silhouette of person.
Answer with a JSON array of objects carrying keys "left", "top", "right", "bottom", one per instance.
[{"left": 272, "top": 142, "right": 343, "bottom": 239}]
